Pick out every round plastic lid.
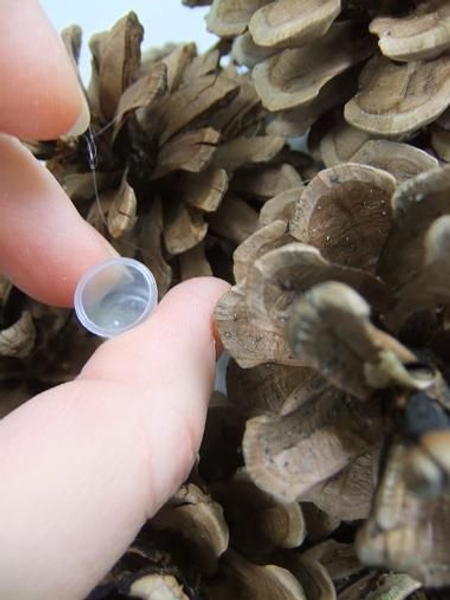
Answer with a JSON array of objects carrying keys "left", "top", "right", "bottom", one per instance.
[{"left": 74, "top": 258, "right": 158, "bottom": 338}]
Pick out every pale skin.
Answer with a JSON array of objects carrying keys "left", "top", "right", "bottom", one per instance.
[{"left": 0, "top": 1, "right": 230, "bottom": 598}]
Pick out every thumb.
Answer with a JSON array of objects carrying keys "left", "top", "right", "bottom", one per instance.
[{"left": 0, "top": 277, "right": 229, "bottom": 600}]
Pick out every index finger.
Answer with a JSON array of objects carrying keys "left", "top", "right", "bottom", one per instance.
[{"left": 0, "top": 0, "right": 89, "bottom": 139}]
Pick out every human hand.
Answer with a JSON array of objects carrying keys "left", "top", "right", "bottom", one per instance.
[{"left": 0, "top": 1, "right": 229, "bottom": 598}]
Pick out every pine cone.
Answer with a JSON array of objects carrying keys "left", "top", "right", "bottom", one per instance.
[
  {"left": 215, "top": 162, "right": 450, "bottom": 587},
  {"left": 87, "top": 395, "right": 431, "bottom": 600},
  {"left": 1, "top": 4, "right": 450, "bottom": 599},
  {"left": 87, "top": 396, "right": 435, "bottom": 600},
  {"left": 199, "top": 0, "right": 450, "bottom": 141},
  {"left": 41, "top": 12, "right": 312, "bottom": 296}
]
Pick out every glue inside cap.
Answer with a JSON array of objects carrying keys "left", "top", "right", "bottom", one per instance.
[{"left": 74, "top": 258, "right": 158, "bottom": 338}]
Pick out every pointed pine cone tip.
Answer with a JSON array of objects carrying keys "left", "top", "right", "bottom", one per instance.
[
  {"left": 173, "top": 168, "right": 228, "bottom": 214},
  {"left": 88, "top": 11, "right": 145, "bottom": 121},
  {"left": 112, "top": 61, "right": 168, "bottom": 140},
  {"left": 105, "top": 174, "right": 137, "bottom": 239},
  {"left": 61, "top": 24, "right": 83, "bottom": 66},
  {"left": 159, "top": 42, "right": 197, "bottom": 92},
  {"left": 157, "top": 73, "right": 240, "bottom": 145}
]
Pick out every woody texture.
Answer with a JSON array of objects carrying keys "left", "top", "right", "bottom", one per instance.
[{"left": 2, "top": 1, "right": 450, "bottom": 598}]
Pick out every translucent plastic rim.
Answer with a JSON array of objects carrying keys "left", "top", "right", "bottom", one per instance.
[{"left": 74, "top": 257, "right": 158, "bottom": 338}]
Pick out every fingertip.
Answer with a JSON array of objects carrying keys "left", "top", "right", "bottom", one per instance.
[
  {"left": 0, "top": 134, "right": 115, "bottom": 306},
  {"left": 0, "top": 0, "right": 88, "bottom": 139},
  {"left": 80, "top": 276, "right": 231, "bottom": 385},
  {"left": 77, "top": 275, "right": 231, "bottom": 504},
  {"left": 154, "top": 276, "right": 231, "bottom": 357}
]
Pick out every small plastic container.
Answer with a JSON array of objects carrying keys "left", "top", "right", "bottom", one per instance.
[{"left": 74, "top": 258, "right": 158, "bottom": 338}]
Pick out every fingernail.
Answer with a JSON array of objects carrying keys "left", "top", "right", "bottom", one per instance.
[{"left": 65, "top": 91, "right": 91, "bottom": 137}]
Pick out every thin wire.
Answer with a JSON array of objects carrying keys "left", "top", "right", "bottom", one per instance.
[
  {"left": 84, "top": 126, "right": 108, "bottom": 227},
  {"left": 82, "top": 126, "right": 149, "bottom": 256}
]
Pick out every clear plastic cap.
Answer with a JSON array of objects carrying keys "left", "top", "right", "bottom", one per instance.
[{"left": 74, "top": 258, "right": 158, "bottom": 338}]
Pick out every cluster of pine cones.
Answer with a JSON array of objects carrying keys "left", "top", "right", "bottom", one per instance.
[{"left": 1, "top": 1, "right": 450, "bottom": 598}]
